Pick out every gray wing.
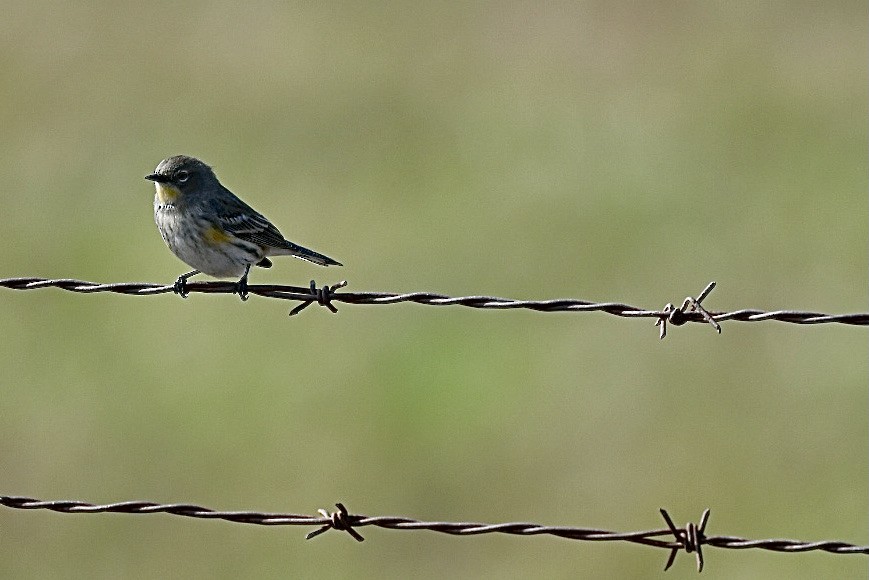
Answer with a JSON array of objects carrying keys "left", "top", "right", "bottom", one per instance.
[
  {"left": 220, "top": 209, "right": 291, "bottom": 249},
  {"left": 211, "top": 187, "right": 342, "bottom": 266},
  {"left": 212, "top": 188, "right": 291, "bottom": 249}
]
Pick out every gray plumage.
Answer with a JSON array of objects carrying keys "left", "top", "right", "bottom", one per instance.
[{"left": 147, "top": 155, "right": 341, "bottom": 281}]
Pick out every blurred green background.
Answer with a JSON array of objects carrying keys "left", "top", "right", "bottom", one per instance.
[{"left": 0, "top": 2, "right": 865, "bottom": 578}]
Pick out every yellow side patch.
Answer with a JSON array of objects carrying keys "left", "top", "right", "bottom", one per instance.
[
  {"left": 205, "top": 226, "right": 232, "bottom": 244},
  {"left": 155, "top": 183, "right": 181, "bottom": 204}
]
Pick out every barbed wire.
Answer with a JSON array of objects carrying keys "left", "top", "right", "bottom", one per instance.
[
  {"left": 1, "top": 496, "right": 866, "bottom": 573},
  {"left": 2, "top": 279, "right": 866, "bottom": 573},
  {"left": 2, "top": 277, "right": 867, "bottom": 338}
]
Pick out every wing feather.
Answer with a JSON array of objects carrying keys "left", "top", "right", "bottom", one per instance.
[
  {"left": 208, "top": 188, "right": 290, "bottom": 249},
  {"left": 220, "top": 211, "right": 290, "bottom": 249},
  {"left": 206, "top": 187, "right": 341, "bottom": 266}
]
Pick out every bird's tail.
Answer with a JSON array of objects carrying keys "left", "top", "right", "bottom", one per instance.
[{"left": 272, "top": 242, "right": 342, "bottom": 267}]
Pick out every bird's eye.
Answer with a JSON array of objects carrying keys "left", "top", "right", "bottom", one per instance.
[{"left": 177, "top": 170, "right": 190, "bottom": 183}]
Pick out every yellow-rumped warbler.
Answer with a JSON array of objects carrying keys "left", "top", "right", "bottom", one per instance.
[{"left": 146, "top": 155, "right": 341, "bottom": 300}]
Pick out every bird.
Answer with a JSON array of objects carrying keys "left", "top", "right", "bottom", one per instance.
[{"left": 146, "top": 155, "right": 341, "bottom": 300}]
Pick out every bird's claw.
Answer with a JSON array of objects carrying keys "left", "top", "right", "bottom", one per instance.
[
  {"left": 173, "top": 277, "right": 190, "bottom": 298},
  {"left": 234, "top": 277, "right": 249, "bottom": 301}
]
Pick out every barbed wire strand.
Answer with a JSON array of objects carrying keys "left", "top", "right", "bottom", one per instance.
[
  {"left": 2, "top": 278, "right": 867, "bottom": 338},
  {"left": 1, "top": 497, "right": 866, "bottom": 573}
]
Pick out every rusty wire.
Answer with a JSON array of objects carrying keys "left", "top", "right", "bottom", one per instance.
[
  {"left": 1, "top": 497, "right": 866, "bottom": 573},
  {"left": 1, "top": 278, "right": 867, "bottom": 338}
]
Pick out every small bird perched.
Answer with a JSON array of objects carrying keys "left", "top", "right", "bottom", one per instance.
[{"left": 146, "top": 155, "right": 341, "bottom": 300}]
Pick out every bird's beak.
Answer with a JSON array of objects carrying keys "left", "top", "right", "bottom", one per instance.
[{"left": 145, "top": 173, "right": 168, "bottom": 183}]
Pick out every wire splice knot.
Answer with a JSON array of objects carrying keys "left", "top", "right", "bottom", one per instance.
[{"left": 305, "top": 503, "right": 365, "bottom": 542}]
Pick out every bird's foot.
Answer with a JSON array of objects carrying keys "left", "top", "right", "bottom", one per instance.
[
  {"left": 173, "top": 270, "right": 199, "bottom": 298},
  {"left": 234, "top": 276, "right": 249, "bottom": 301}
]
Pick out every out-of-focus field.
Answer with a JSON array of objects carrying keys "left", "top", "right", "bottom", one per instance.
[{"left": 0, "top": 3, "right": 865, "bottom": 578}]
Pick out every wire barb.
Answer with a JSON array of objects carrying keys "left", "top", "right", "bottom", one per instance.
[
  {"left": 656, "top": 282, "right": 722, "bottom": 339},
  {"left": 305, "top": 503, "right": 365, "bottom": 542},
  {"left": 661, "top": 508, "right": 711, "bottom": 573},
  {"left": 288, "top": 280, "right": 348, "bottom": 316}
]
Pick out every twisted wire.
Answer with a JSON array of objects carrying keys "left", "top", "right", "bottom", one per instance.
[
  {"left": 1, "top": 278, "right": 866, "bottom": 334},
  {"left": 1, "top": 496, "right": 866, "bottom": 573}
]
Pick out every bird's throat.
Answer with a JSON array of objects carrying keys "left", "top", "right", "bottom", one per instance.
[{"left": 155, "top": 182, "right": 181, "bottom": 204}]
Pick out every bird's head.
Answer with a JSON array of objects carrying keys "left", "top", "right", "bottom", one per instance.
[{"left": 146, "top": 155, "right": 216, "bottom": 203}]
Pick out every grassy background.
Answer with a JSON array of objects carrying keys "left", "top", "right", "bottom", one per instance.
[{"left": 0, "top": 2, "right": 865, "bottom": 578}]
